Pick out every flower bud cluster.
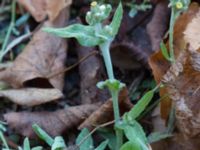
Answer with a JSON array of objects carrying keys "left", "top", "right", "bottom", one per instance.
[
  {"left": 86, "top": 1, "right": 112, "bottom": 25},
  {"left": 169, "top": 0, "right": 190, "bottom": 11}
]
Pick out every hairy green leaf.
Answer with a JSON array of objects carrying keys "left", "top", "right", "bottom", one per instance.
[
  {"left": 43, "top": 24, "right": 103, "bottom": 47},
  {"left": 23, "top": 137, "right": 31, "bottom": 150},
  {"left": 52, "top": 136, "right": 67, "bottom": 150},
  {"left": 123, "top": 121, "right": 148, "bottom": 145}
]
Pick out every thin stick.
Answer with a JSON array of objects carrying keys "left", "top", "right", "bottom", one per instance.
[
  {"left": 48, "top": 51, "right": 99, "bottom": 79},
  {"left": 2, "top": 32, "right": 32, "bottom": 57},
  {"left": 78, "top": 120, "right": 115, "bottom": 147}
]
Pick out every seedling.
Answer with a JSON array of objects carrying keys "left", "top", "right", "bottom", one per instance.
[
  {"left": 126, "top": 0, "right": 152, "bottom": 18},
  {"left": 43, "top": 1, "right": 162, "bottom": 150},
  {"left": 44, "top": 2, "right": 124, "bottom": 149},
  {"left": 162, "top": 0, "right": 190, "bottom": 63}
]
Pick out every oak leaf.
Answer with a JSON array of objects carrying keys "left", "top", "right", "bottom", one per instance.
[{"left": 4, "top": 104, "right": 100, "bottom": 137}]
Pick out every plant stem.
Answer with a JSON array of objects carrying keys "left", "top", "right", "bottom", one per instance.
[
  {"left": 169, "top": 7, "right": 175, "bottom": 63},
  {"left": 100, "top": 42, "right": 114, "bottom": 79},
  {"left": 111, "top": 90, "right": 123, "bottom": 150},
  {"left": 100, "top": 41, "right": 123, "bottom": 149}
]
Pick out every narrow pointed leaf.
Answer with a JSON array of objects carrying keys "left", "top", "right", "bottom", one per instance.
[
  {"left": 95, "top": 140, "right": 109, "bottom": 150},
  {"left": 127, "top": 90, "right": 154, "bottom": 120},
  {"left": 160, "top": 41, "right": 171, "bottom": 61},
  {"left": 110, "top": 3, "right": 123, "bottom": 36},
  {"left": 32, "top": 124, "right": 54, "bottom": 146},
  {"left": 23, "top": 137, "right": 31, "bottom": 150}
]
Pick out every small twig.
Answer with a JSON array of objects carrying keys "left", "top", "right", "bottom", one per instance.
[
  {"left": 48, "top": 51, "right": 99, "bottom": 79},
  {"left": 3, "top": 32, "right": 32, "bottom": 57},
  {"left": 193, "top": 86, "right": 200, "bottom": 96},
  {"left": 0, "top": 0, "right": 16, "bottom": 62},
  {"left": 78, "top": 120, "right": 115, "bottom": 147}
]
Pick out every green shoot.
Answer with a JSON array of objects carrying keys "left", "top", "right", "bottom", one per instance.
[
  {"left": 0, "top": 122, "right": 9, "bottom": 149},
  {"left": 167, "top": 0, "right": 190, "bottom": 63},
  {"left": 32, "top": 124, "right": 54, "bottom": 146},
  {"left": 126, "top": 0, "right": 152, "bottom": 18},
  {"left": 44, "top": 2, "right": 124, "bottom": 149}
]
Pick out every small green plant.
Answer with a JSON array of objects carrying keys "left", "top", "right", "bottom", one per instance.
[
  {"left": 161, "top": 0, "right": 190, "bottom": 63},
  {"left": 33, "top": 124, "right": 67, "bottom": 150},
  {"left": 43, "top": 1, "right": 164, "bottom": 150},
  {"left": 126, "top": 0, "right": 152, "bottom": 18},
  {"left": 44, "top": 2, "right": 125, "bottom": 149}
]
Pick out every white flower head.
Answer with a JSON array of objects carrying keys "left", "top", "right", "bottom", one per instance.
[{"left": 99, "top": 5, "right": 106, "bottom": 11}]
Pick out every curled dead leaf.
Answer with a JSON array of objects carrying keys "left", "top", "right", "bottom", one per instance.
[
  {"left": 4, "top": 104, "right": 100, "bottom": 137},
  {"left": 0, "top": 88, "right": 63, "bottom": 106},
  {"left": 0, "top": 22, "right": 67, "bottom": 90},
  {"left": 18, "top": 0, "right": 72, "bottom": 22}
]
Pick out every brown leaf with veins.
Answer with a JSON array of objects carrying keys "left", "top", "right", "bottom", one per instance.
[
  {"left": 79, "top": 88, "right": 133, "bottom": 130},
  {"left": 149, "top": 3, "right": 200, "bottom": 119},
  {"left": 0, "top": 22, "right": 67, "bottom": 90},
  {"left": 18, "top": 0, "right": 72, "bottom": 22},
  {"left": 0, "top": 88, "right": 63, "bottom": 106},
  {"left": 4, "top": 104, "right": 99, "bottom": 137}
]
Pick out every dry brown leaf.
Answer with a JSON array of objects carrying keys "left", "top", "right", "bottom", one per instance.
[
  {"left": 146, "top": 0, "right": 170, "bottom": 51},
  {"left": 4, "top": 104, "right": 99, "bottom": 137},
  {"left": 149, "top": 2, "right": 200, "bottom": 119},
  {"left": 149, "top": 2, "right": 200, "bottom": 140},
  {"left": 0, "top": 22, "right": 67, "bottom": 90},
  {"left": 0, "top": 88, "right": 63, "bottom": 106},
  {"left": 77, "top": 45, "right": 108, "bottom": 104},
  {"left": 162, "top": 48, "right": 200, "bottom": 138},
  {"left": 79, "top": 88, "right": 133, "bottom": 130},
  {"left": 18, "top": 0, "right": 72, "bottom": 22}
]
